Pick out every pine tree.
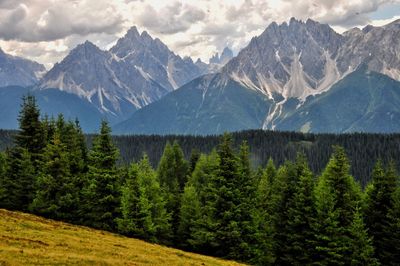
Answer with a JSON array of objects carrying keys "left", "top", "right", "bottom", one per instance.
[
  {"left": 364, "top": 160, "right": 398, "bottom": 264},
  {"left": 157, "top": 141, "right": 189, "bottom": 242},
  {"left": 30, "top": 132, "right": 80, "bottom": 221},
  {"left": 204, "top": 133, "right": 257, "bottom": 261},
  {"left": 0, "top": 152, "right": 8, "bottom": 207},
  {"left": 385, "top": 185, "right": 400, "bottom": 264},
  {"left": 184, "top": 151, "right": 219, "bottom": 252},
  {"left": 82, "top": 121, "right": 120, "bottom": 231},
  {"left": 253, "top": 158, "right": 276, "bottom": 265},
  {"left": 313, "top": 177, "right": 346, "bottom": 265},
  {"left": 58, "top": 118, "right": 88, "bottom": 175},
  {"left": 348, "top": 207, "right": 378, "bottom": 265},
  {"left": 15, "top": 95, "right": 46, "bottom": 170},
  {"left": 189, "top": 148, "right": 201, "bottom": 173},
  {"left": 312, "top": 146, "right": 362, "bottom": 265},
  {"left": 117, "top": 155, "right": 170, "bottom": 242},
  {"left": 0, "top": 147, "right": 35, "bottom": 211},
  {"left": 280, "top": 154, "right": 316, "bottom": 264},
  {"left": 177, "top": 185, "right": 201, "bottom": 249},
  {"left": 0, "top": 152, "right": 5, "bottom": 178}
]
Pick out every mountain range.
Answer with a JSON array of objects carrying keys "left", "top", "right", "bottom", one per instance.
[
  {"left": 115, "top": 18, "right": 400, "bottom": 134},
  {"left": 1, "top": 18, "right": 400, "bottom": 134}
]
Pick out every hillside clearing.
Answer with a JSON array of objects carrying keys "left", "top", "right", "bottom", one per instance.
[{"left": 0, "top": 209, "right": 244, "bottom": 266}]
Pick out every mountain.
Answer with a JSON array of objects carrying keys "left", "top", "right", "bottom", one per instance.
[
  {"left": 115, "top": 18, "right": 400, "bottom": 135},
  {"left": 114, "top": 74, "right": 271, "bottom": 135},
  {"left": 209, "top": 47, "right": 234, "bottom": 65},
  {"left": 38, "top": 41, "right": 167, "bottom": 123},
  {"left": 275, "top": 66, "right": 400, "bottom": 133},
  {"left": 208, "top": 47, "right": 234, "bottom": 72},
  {"left": 0, "top": 86, "right": 103, "bottom": 132},
  {"left": 38, "top": 27, "right": 207, "bottom": 123},
  {"left": 0, "top": 48, "right": 45, "bottom": 87},
  {"left": 110, "top": 27, "right": 206, "bottom": 90}
]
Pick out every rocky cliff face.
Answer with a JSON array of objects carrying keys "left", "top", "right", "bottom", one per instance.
[
  {"left": 115, "top": 18, "right": 400, "bottom": 135},
  {"left": 0, "top": 48, "right": 45, "bottom": 87},
  {"left": 39, "top": 27, "right": 207, "bottom": 121}
]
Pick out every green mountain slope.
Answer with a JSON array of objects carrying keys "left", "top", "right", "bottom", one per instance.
[
  {"left": 275, "top": 66, "right": 400, "bottom": 133},
  {"left": 114, "top": 74, "right": 272, "bottom": 135}
]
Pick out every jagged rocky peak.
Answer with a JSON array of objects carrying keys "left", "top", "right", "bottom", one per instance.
[
  {"left": 0, "top": 46, "right": 46, "bottom": 87},
  {"left": 125, "top": 26, "right": 140, "bottom": 39},
  {"left": 110, "top": 26, "right": 205, "bottom": 90},
  {"left": 71, "top": 41, "right": 103, "bottom": 56},
  {"left": 224, "top": 17, "right": 345, "bottom": 102},
  {"left": 209, "top": 52, "right": 220, "bottom": 64},
  {"left": 208, "top": 47, "right": 234, "bottom": 66},
  {"left": 220, "top": 47, "right": 234, "bottom": 64}
]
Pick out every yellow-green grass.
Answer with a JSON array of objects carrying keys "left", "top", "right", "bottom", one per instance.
[{"left": 0, "top": 209, "right": 244, "bottom": 266}]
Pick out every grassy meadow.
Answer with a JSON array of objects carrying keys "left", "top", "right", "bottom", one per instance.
[{"left": 0, "top": 209, "right": 244, "bottom": 266}]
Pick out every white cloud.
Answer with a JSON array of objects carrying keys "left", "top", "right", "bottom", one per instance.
[{"left": 0, "top": 0, "right": 398, "bottom": 68}]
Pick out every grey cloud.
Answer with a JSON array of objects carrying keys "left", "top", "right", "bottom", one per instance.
[
  {"left": 0, "top": 0, "right": 125, "bottom": 42},
  {"left": 137, "top": 3, "right": 205, "bottom": 35},
  {"left": 173, "top": 36, "right": 208, "bottom": 49},
  {"left": 279, "top": 0, "right": 396, "bottom": 27}
]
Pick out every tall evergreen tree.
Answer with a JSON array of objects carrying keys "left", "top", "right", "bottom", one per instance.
[
  {"left": 82, "top": 121, "right": 120, "bottom": 231},
  {"left": 202, "top": 133, "right": 257, "bottom": 261},
  {"left": 30, "top": 132, "right": 80, "bottom": 221},
  {"left": 348, "top": 207, "right": 378, "bottom": 265},
  {"left": 117, "top": 155, "right": 170, "bottom": 242},
  {"left": 254, "top": 158, "right": 276, "bottom": 265},
  {"left": 313, "top": 146, "right": 362, "bottom": 265},
  {"left": 177, "top": 184, "right": 201, "bottom": 249},
  {"left": 58, "top": 118, "right": 88, "bottom": 175},
  {"left": 157, "top": 141, "right": 189, "bottom": 242},
  {"left": 182, "top": 151, "right": 219, "bottom": 252},
  {"left": 365, "top": 160, "right": 400, "bottom": 264},
  {"left": 0, "top": 147, "right": 35, "bottom": 211},
  {"left": 189, "top": 148, "right": 201, "bottom": 173},
  {"left": 385, "top": 184, "right": 400, "bottom": 264},
  {"left": 15, "top": 95, "right": 46, "bottom": 170},
  {"left": 280, "top": 154, "right": 316, "bottom": 264}
]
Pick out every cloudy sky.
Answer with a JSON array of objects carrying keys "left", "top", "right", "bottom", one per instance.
[{"left": 0, "top": 0, "right": 399, "bottom": 69}]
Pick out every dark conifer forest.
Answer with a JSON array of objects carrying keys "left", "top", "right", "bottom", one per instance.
[{"left": 1, "top": 95, "right": 400, "bottom": 265}]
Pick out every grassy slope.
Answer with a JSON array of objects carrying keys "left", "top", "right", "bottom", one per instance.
[{"left": 0, "top": 209, "right": 244, "bottom": 266}]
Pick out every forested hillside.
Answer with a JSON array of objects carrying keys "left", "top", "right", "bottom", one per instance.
[
  {"left": 1, "top": 95, "right": 400, "bottom": 265},
  {"left": 2, "top": 129, "right": 400, "bottom": 186}
]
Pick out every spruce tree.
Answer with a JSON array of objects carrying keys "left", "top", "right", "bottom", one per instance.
[
  {"left": 313, "top": 177, "right": 346, "bottom": 265},
  {"left": 385, "top": 185, "right": 400, "bottom": 264},
  {"left": 0, "top": 147, "right": 35, "bottom": 211},
  {"left": 58, "top": 118, "right": 88, "bottom": 175},
  {"left": 348, "top": 207, "right": 378, "bottom": 265},
  {"left": 82, "top": 121, "right": 120, "bottom": 231},
  {"left": 157, "top": 141, "right": 189, "bottom": 242},
  {"left": 364, "top": 160, "right": 398, "bottom": 264},
  {"left": 183, "top": 151, "right": 219, "bottom": 252},
  {"left": 205, "top": 133, "right": 257, "bottom": 261},
  {"left": 117, "top": 155, "right": 170, "bottom": 242},
  {"left": 15, "top": 95, "right": 46, "bottom": 170},
  {"left": 281, "top": 154, "right": 316, "bottom": 264},
  {"left": 177, "top": 185, "right": 201, "bottom": 250},
  {"left": 254, "top": 158, "right": 276, "bottom": 265},
  {"left": 189, "top": 148, "right": 201, "bottom": 173},
  {"left": 313, "top": 146, "right": 362, "bottom": 265},
  {"left": 30, "top": 132, "right": 80, "bottom": 221}
]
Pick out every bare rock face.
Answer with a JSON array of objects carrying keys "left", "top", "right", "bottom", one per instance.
[
  {"left": 39, "top": 27, "right": 206, "bottom": 121},
  {"left": 114, "top": 18, "right": 400, "bottom": 135},
  {"left": 0, "top": 48, "right": 45, "bottom": 87}
]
